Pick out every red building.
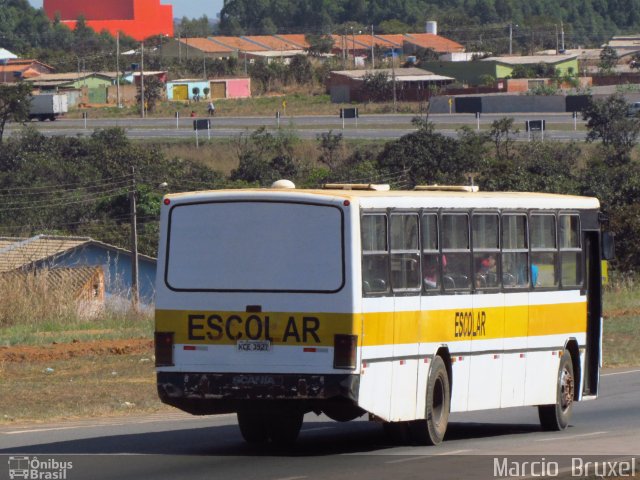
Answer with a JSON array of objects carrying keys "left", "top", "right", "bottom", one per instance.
[{"left": 43, "top": 0, "right": 174, "bottom": 41}]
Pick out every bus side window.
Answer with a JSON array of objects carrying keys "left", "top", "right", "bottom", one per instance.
[
  {"left": 473, "top": 213, "right": 500, "bottom": 289},
  {"left": 390, "top": 214, "right": 421, "bottom": 291},
  {"left": 531, "top": 214, "right": 558, "bottom": 288},
  {"left": 362, "top": 214, "right": 389, "bottom": 294},
  {"left": 559, "top": 214, "right": 582, "bottom": 287},
  {"left": 502, "top": 214, "right": 529, "bottom": 288},
  {"left": 441, "top": 213, "right": 471, "bottom": 291},
  {"left": 422, "top": 213, "right": 440, "bottom": 291}
]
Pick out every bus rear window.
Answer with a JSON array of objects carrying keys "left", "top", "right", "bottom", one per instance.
[{"left": 165, "top": 201, "right": 344, "bottom": 292}]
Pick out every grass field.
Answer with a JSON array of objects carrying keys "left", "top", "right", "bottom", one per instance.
[
  {"left": 0, "top": 281, "right": 638, "bottom": 424},
  {"left": 65, "top": 95, "right": 427, "bottom": 119}
]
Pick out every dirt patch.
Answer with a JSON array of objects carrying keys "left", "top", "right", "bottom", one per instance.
[
  {"left": 0, "top": 339, "right": 153, "bottom": 363},
  {"left": 604, "top": 308, "right": 640, "bottom": 319}
]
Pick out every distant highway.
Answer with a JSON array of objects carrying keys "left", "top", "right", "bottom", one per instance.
[
  {"left": 6, "top": 112, "right": 589, "bottom": 141},
  {"left": 1, "top": 368, "right": 638, "bottom": 480}
]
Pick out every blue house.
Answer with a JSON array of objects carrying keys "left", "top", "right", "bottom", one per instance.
[{"left": 0, "top": 235, "right": 157, "bottom": 304}]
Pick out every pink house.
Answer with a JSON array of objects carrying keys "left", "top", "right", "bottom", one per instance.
[{"left": 209, "top": 78, "right": 251, "bottom": 99}]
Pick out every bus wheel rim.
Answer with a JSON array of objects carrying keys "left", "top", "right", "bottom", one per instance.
[{"left": 560, "top": 367, "right": 574, "bottom": 412}]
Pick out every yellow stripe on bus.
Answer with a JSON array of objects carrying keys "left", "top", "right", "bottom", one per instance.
[{"left": 156, "top": 302, "right": 586, "bottom": 347}]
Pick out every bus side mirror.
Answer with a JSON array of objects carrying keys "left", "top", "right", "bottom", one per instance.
[{"left": 602, "top": 232, "right": 615, "bottom": 260}]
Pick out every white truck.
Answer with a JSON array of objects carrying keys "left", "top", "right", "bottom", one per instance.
[{"left": 29, "top": 93, "right": 68, "bottom": 121}]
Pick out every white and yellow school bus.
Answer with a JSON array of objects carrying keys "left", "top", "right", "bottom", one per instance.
[{"left": 155, "top": 183, "right": 608, "bottom": 445}]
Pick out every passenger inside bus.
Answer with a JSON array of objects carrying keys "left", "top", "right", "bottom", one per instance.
[{"left": 476, "top": 254, "right": 498, "bottom": 288}]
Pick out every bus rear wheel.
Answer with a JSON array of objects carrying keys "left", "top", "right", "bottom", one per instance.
[
  {"left": 237, "top": 409, "right": 269, "bottom": 443},
  {"left": 267, "top": 411, "right": 304, "bottom": 446},
  {"left": 410, "top": 355, "right": 450, "bottom": 445},
  {"left": 538, "top": 350, "right": 574, "bottom": 431}
]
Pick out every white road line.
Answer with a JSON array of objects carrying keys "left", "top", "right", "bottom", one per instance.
[
  {"left": 433, "top": 449, "right": 473, "bottom": 456},
  {"left": 274, "top": 476, "right": 307, "bottom": 480},
  {"left": 385, "top": 450, "right": 472, "bottom": 464},
  {"left": 302, "top": 427, "right": 334, "bottom": 432},
  {"left": 534, "top": 431, "right": 607, "bottom": 442},
  {"left": 385, "top": 456, "right": 429, "bottom": 465},
  {"left": 601, "top": 369, "right": 640, "bottom": 377}
]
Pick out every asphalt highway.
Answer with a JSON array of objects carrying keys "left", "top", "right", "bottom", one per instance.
[
  {"left": 6, "top": 112, "right": 589, "bottom": 141},
  {"left": 1, "top": 368, "right": 638, "bottom": 480}
]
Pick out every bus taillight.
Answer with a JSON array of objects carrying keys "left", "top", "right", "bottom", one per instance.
[
  {"left": 155, "top": 332, "right": 174, "bottom": 367},
  {"left": 333, "top": 334, "right": 358, "bottom": 369}
]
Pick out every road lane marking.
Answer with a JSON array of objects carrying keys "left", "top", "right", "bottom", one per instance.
[
  {"left": 274, "top": 477, "right": 307, "bottom": 480},
  {"left": 534, "top": 431, "right": 607, "bottom": 442},
  {"left": 385, "top": 450, "right": 472, "bottom": 463},
  {"left": 302, "top": 427, "right": 334, "bottom": 432},
  {"left": 601, "top": 369, "right": 640, "bottom": 377}
]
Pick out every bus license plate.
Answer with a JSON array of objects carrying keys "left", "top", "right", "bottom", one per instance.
[{"left": 237, "top": 340, "right": 271, "bottom": 352}]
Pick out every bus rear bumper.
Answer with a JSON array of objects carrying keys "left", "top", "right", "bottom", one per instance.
[{"left": 157, "top": 372, "right": 360, "bottom": 415}]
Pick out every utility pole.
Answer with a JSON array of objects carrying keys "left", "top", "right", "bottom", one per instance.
[
  {"left": 391, "top": 47, "right": 397, "bottom": 112},
  {"left": 561, "top": 21, "right": 565, "bottom": 52},
  {"left": 203, "top": 53, "right": 207, "bottom": 79},
  {"left": 509, "top": 23, "right": 513, "bottom": 55},
  {"left": 116, "top": 32, "right": 121, "bottom": 108},
  {"left": 371, "top": 24, "right": 375, "bottom": 69},
  {"left": 555, "top": 24, "right": 559, "bottom": 54},
  {"left": 140, "top": 42, "right": 145, "bottom": 118},
  {"left": 129, "top": 167, "right": 139, "bottom": 311},
  {"left": 352, "top": 27, "right": 356, "bottom": 68},
  {"left": 178, "top": 31, "right": 182, "bottom": 63}
]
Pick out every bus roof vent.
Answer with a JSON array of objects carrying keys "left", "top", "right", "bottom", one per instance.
[
  {"left": 414, "top": 185, "right": 480, "bottom": 193},
  {"left": 323, "top": 183, "right": 391, "bottom": 191},
  {"left": 271, "top": 179, "right": 296, "bottom": 189}
]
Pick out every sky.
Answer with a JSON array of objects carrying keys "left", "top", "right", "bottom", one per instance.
[{"left": 27, "top": 0, "right": 224, "bottom": 20}]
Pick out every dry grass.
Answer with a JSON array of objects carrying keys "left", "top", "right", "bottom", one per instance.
[
  {"left": 160, "top": 139, "right": 240, "bottom": 175},
  {"left": 0, "top": 349, "right": 171, "bottom": 424},
  {"left": 0, "top": 271, "right": 152, "bottom": 347},
  {"left": 67, "top": 95, "right": 427, "bottom": 119}
]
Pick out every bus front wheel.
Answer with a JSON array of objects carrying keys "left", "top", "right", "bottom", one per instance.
[
  {"left": 538, "top": 350, "right": 574, "bottom": 431},
  {"left": 410, "top": 355, "right": 450, "bottom": 445}
]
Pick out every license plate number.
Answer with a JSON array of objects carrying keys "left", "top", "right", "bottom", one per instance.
[{"left": 237, "top": 340, "right": 271, "bottom": 352}]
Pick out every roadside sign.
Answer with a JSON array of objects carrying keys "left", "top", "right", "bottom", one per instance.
[
  {"left": 525, "top": 120, "right": 545, "bottom": 132},
  {"left": 526, "top": 120, "right": 546, "bottom": 141},
  {"left": 193, "top": 119, "right": 210, "bottom": 131},
  {"left": 193, "top": 119, "right": 211, "bottom": 148},
  {"left": 340, "top": 108, "right": 359, "bottom": 129}
]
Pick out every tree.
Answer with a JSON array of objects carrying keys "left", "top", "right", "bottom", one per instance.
[
  {"left": 288, "top": 55, "right": 313, "bottom": 85},
  {"left": 305, "top": 34, "right": 335, "bottom": 56},
  {"left": 136, "top": 76, "right": 164, "bottom": 112},
  {"left": 582, "top": 93, "right": 640, "bottom": 166},
  {"left": 316, "top": 130, "right": 344, "bottom": 169},
  {"left": 599, "top": 46, "right": 619, "bottom": 72},
  {"left": 192, "top": 86, "right": 200, "bottom": 101},
  {"left": 0, "top": 83, "right": 32, "bottom": 144},
  {"left": 488, "top": 117, "right": 519, "bottom": 162},
  {"left": 361, "top": 71, "right": 392, "bottom": 102}
]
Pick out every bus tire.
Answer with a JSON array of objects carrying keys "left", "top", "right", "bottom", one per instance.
[
  {"left": 383, "top": 421, "right": 410, "bottom": 444},
  {"left": 267, "top": 411, "right": 304, "bottom": 446},
  {"left": 538, "top": 350, "right": 574, "bottom": 431},
  {"left": 237, "top": 409, "right": 269, "bottom": 443},
  {"left": 410, "top": 356, "right": 450, "bottom": 445}
]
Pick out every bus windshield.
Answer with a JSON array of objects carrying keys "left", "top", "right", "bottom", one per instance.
[{"left": 165, "top": 201, "right": 344, "bottom": 292}]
